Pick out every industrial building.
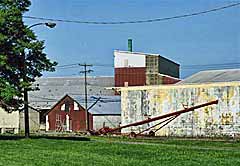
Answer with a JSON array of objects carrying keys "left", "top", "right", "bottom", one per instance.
[
  {"left": 118, "top": 69, "right": 240, "bottom": 137},
  {"left": 114, "top": 39, "right": 180, "bottom": 87},
  {"left": 114, "top": 49, "right": 180, "bottom": 87}
]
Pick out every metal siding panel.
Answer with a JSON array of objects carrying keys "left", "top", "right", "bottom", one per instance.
[
  {"left": 114, "top": 51, "right": 146, "bottom": 68},
  {"left": 159, "top": 56, "right": 179, "bottom": 78},
  {"left": 115, "top": 67, "right": 146, "bottom": 87},
  {"left": 162, "top": 76, "right": 181, "bottom": 84},
  {"left": 92, "top": 115, "right": 121, "bottom": 130}
]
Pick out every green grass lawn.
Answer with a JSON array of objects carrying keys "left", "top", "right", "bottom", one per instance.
[{"left": 0, "top": 136, "right": 240, "bottom": 166}]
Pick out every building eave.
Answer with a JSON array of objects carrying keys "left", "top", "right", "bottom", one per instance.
[{"left": 106, "top": 81, "right": 240, "bottom": 91}]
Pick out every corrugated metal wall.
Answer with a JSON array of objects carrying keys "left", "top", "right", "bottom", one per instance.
[
  {"left": 115, "top": 68, "right": 146, "bottom": 87},
  {"left": 93, "top": 115, "right": 121, "bottom": 130},
  {"left": 121, "top": 82, "right": 240, "bottom": 137}
]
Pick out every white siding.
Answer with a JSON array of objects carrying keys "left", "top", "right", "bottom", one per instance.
[
  {"left": 114, "top": 51, "right": 146, "bottom": 68},
  {"left": 0, "top": 107, "right": 19, "bottom": 133}
]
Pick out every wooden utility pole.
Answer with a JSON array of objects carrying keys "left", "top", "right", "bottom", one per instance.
[
  {"left": 21, "top": 51, "right": 30, "bottom": 138},
  {"left": 79, "top": 63, "right": 93, "bottom": 131}
]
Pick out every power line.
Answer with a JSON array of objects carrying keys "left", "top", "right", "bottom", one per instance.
[
  {"left": 29, "top": 94, "right": 58, "bottom": 101},
  {"left": 50, "top": 62, "right": 240, "bottom": 77},
  {"left": 56, "top": 62, "right": 240, "bottom": 69},
  {"left": 56, "top": 63, "right": 114, "bottom": 68},
  {"left": 56, "top": 63, "right": 79, "bottom": 68},
  {"left": 182, "top": 62, "right": 240, "bottom": 68},
  {"left": 181, "top": 65, "right": 240, "bottom": 70},
  {"left": 23, "top": 2, "right": 240, "bottom": 25},
  {"left": 29, "top": 94, "right": 120, "bottom": 103}
]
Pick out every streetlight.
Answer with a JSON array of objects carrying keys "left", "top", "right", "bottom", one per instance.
[
  {"left": 28, "top": 22, "right": 56, "bottom": 29},
  {"left": 23, "top": 22, "right": 56, "bottom": 138}
]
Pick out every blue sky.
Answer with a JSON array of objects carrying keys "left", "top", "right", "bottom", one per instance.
[{"left": 24, "top": 0, "right": 240, "bottom": 78}]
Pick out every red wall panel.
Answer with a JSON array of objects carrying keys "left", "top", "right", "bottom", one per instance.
[
  {"left": 162, "top": 76, "right": 180, "bottom": 84},
  {"left": 115, "top": 67, "right": 146, "bottom": 87}
]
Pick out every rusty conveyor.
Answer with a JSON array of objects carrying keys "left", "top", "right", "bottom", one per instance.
[{"left": 93, "top": 100, "right": 218, "bottom": 137}]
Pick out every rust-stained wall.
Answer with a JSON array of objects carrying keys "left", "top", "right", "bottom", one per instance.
[
  {"left": 121, "top": 82, "right": 240, "bottom": 137},
  {"left": 115, "top": 67, "right": 146, "bottom": 87}
]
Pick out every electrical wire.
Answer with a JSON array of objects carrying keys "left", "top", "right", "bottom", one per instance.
[
  {"left": 52, "top": 62, "right": 240, "bottom": 77},
  {"left": 29, "top": 94, "right": 120, "bottom": 103},
  {"left": 56, "top": 62, "right": 240, "bottom": 70},
  {"left": 23, "top": 2, "right": 240, "bottom": 25},
  {"left": 56, "top": 63, "right": 114, "bottom": 68},
  {"left": 29, "top": 94, "right": 58, "bottom": 101},
  {"left": 181, "top": 62, "right": 240, "bottom": 69}
]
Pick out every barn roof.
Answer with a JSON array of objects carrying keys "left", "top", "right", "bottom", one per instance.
[
  {"left": 44, "top": 94, "right": 86, "bottom": 116},
  {"left": 73, "top": 95, "right": 121, "bottom": 115},
  {"left": 43, "top": 94, "right": 121, "bottom": 116},
  {"left": 178, "top": 69, "right": 240, "bottom": 84}
]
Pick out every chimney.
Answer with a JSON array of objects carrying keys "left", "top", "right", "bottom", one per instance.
[{"left": 128, "top": 39, "right": 132, "bottom": 52}]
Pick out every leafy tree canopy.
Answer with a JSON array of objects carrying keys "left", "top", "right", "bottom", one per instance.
[{"left": 0, "top": 0, "right": 57, "bottom": 110}]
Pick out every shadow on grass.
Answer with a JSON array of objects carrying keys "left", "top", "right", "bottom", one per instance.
[{"left": 0, "top": 135, "right": 90, "bottom": 141}]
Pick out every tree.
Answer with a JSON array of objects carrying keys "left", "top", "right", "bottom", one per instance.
[{"left": 0, "top": 0, "right": 57, "bottom": 110}]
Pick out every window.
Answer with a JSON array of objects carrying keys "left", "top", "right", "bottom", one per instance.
[
  {"left": 64, "top": 100, "right": 70, "bottom": 112},
  {"left": 74, "top": 102, "right": 78, "bottom": 111}
]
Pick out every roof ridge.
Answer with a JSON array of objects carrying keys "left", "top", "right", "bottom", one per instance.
[{"left": 198, "top": 68, "right": 240, "bottom": 73}]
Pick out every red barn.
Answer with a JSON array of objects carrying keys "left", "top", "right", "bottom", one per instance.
[{"left": 45, "top": 95, "right": 93, "bottom": 132}]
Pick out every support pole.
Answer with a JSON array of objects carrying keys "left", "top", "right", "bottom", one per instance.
[
  {"left": 23, "top": 52, "right": 30, "bottom": 138},
  {"left": 24, "top": 88, "right": 30, "bottom": 138},
  {"left": 79, "top": 63, "right": 93, "bottom": 131}
]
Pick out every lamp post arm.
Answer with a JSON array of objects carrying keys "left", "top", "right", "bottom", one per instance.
[
  {"left": 28, "top": 22, "right": 56, "bottom": 29},
  {"left": 28, "top": 23, "right": 45, "bottom": 29}
]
